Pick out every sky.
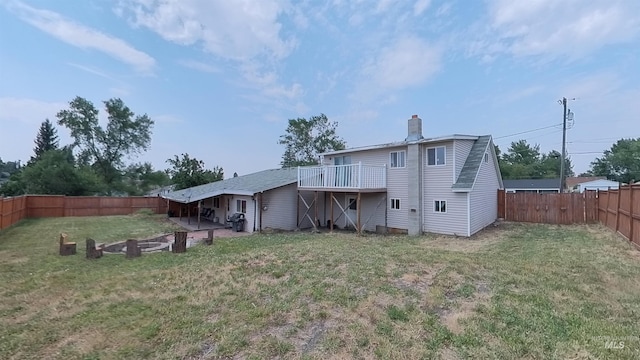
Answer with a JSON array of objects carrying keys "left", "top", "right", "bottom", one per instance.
[{"left": 1, "top": 0, "right": 639, "bottom": 178}]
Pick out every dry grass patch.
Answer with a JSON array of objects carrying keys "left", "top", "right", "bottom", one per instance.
[{"left": 1, "top": 218, "right": 640, "bottom": 359}]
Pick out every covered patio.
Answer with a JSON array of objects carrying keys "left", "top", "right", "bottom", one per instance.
[{"left": 168, "top": 216, "right": 228, "bottom": 231}]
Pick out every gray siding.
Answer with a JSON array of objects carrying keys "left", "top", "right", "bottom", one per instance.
[
  {"left": 321, "top": 192, "right": 386, "bottom": 231},
  {"left": 231, "top": 195, "right": 254, "bottom": 233},
  {"left": 260, "top": 184, "right": 299, "bottom": 231},
  {"left": 297, "top": 190, "right": 325, "bottom": 229},
  {"left": 454, "top": 140, "right": 475, "bottom": 181},
  {"left": 422, "top": 141, "right": 469, "bottom": 236},
  {"left": 469, "top": 143, "right": 500, "bottom": 235},
  {"left": 324, "top": 146, "right": 407, "bottom": 230}
]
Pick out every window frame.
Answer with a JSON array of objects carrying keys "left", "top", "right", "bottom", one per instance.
[
  {"left": 484, "top": 152, "right": 489, "bottom": 163},
  {"left": 390, "top": 198, "right": 401, "bottom": 210},
  {"left": 347, "top": 197, "right": 357, "bottom": 210},
  {"left": 389, "top": 150, "right": 406, "bottom": 169},
  {"left": 427, "top": 146, "right": 446, "bottom": 166},
  {"left": 434, "top": 200, "right": 447, "bottom": 213},
  {"left": 236, "top": 199, "right": 247, "bottom": 213}
]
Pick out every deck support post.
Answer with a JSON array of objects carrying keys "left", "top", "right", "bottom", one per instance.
[
  {"left": 357, "top": 192, "right": 362, "bottom": 235},
  {"left": 329, "top": 191, "right": 334, "bottom": 232},
  {"left": 197, "top": 200, "right": 201, "bottom": 230},
  {"left": 314, "top": 191, "right": 318, "bottom": 229}
]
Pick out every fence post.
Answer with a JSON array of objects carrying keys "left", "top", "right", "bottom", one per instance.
[
  {"left": 629, "top": 185, "right": 635, "bottom": 245},
  {"left": 615, "top": 184, "right": 622, "bottom": 233}
]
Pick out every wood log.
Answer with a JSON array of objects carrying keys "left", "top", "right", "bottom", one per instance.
[
  {"left": 173, "top": 231, "right": 188, "bottom": 253},
  {"left": 126, "top": 239, "right": 141, "bottom": 258},
  {"left": 205, "top": 229, "right": 214, "bottom": 245},
  {"left": 86, "top": 238, "right": 103, "bottom": 259}
]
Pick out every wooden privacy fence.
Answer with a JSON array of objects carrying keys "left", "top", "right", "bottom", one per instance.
[
  {"left": 0, "top": 195, "right": 166, "bottom": 231},
  {"left": 498, "top": 184, "right": 639, "bottom": 249},
  {"left": 498, "top": 190, "right": 598, "bottom": 224},
  {"left": 597, "top": 185, "right": 639, "bottom": 249}
]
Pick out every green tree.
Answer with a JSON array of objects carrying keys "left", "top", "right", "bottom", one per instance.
[
  {"left": 166, "top": 153, "right": 223, "bottom": 190},
  {"left": 539, "top": 150, "right": 574, "bottom": 179},
  {"left": 31, "top": 119, "right": 59, "bottom": 163},
  {"left": 121, "top": 162, "right": 171, "bottom": 195},
  {"left": 589, "top": 138, "right": 640, "bottom": 183},
  {"left": 498, "top": 140, "right": 572, "bottom": 179},
  {"left": 278, "top": 114, "right": 346, "bottom": 167},
  {"left": 4, "top": 149, "right": 103, "bottom": 195},
  {"left": 56, "top": 97, "right": 154, "bottom": 193}
]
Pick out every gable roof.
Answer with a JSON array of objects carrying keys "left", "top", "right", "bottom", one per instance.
[
  {"left": 503, "top": 178, "right": 561, "bottom": 190},
  {"left": 163, "top": 168, "right": 298, "bottom": 203},
  {"left": 451, "top": 135, "right": 502, "bottom": 191},
  {"left": 565, "top": 176, "right": 606, "bottom": 188}
]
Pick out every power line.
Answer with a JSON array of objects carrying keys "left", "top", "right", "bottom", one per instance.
[{"left": 494, "top": 123, "right": 562, "bottom": 140}]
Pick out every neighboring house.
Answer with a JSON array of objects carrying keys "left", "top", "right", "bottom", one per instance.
[
  {"left": 575, "top": 179, "right": 619, "bottom": 192},
  {"left": 297, "top": 115, "right": 503, "bottom": 237},
  {"left": 163, "top": 168, "right": 299, "bottom": 233},
  {"left": 565, "top": 176, "right": 606, "bottom": 192},
  {"left": 502, "top": 179, "right": 561, "bottom": 194}
]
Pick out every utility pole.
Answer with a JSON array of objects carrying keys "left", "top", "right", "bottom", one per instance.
[{"left": 560, "top": 97, "right": 567, "bottom": 193}]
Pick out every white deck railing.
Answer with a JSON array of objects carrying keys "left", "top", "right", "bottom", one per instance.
[{"left": 298, "top": 163, "right": 386, "bottom": 190}]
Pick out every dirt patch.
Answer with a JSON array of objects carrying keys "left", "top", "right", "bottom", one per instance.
[
  {"left": 393, "top": 268, "right": 440, "bottom": 294},
  {"left": 0, "top": 256, "right": 29, "bottom": 265},
  {"left": 420, "top": 222, "right": 515, "bottom": 253},
  {"left": 436, "top": 282, "right": 492, "bottom": 335}
]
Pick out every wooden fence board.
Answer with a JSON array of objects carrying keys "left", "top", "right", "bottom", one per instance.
[{"left": 0, "top": 196, "right": 166, "bottom": 230}]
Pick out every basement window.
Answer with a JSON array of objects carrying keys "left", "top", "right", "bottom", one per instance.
[
  {"left": 390, "top": 151, "right": 406, "bottom": 168},
  {"left": 427, "top": 146, "right": 446, "bottom": 166},
  {"left": 390, "top": 198, "right": 401, "bottom": 210},
  {"left": 434, "top": 200, "right": 447, "bottom": 213}
]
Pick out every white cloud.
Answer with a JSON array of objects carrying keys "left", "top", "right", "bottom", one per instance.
[
  {"left": 477, "top": 0, "right": 640, "bottom": 60},
  {"left": 413, "top": 0, "right": 431, "bottom": 16},
  {"left": 7, "top": 1, "right": 156, "bottom": 74},
  {"left": 177, "top": 59, "right": 220, "bottom": 73},
  {"left": 363, "top": 36, "right": 442, "bottom": 90},
  {"left": 119, "top": 0, "right": 296, "bottom": 61}
]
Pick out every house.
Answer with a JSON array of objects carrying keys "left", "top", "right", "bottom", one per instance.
[
  {"left": 163, "top": 168, "right": 299, "bottom": 233},
  {"left": 565, "top": 176, "right": 606, "bottom": 192},
  {"left": 502, "top": 179, "right": 561, "bottom": 194},
  {"left": 146, "top": 184, "right": 175, "bottom": 197},
  {"left": 296, "top": 115, "right": 503, "bottom": 236},
  {"left": 574, "top": 178, "right": 619, "bottom": 192},
  {"left": 165, "top": 114, "right": 503, "bottom": 237}
]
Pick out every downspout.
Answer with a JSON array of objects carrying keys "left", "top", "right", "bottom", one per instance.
[{"left": 253, "top": 196, "right": 257, "bottom": 232}]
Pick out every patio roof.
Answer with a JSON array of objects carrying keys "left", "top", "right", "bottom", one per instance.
[{"left": 162, "top": 168, "right": 298, "bottom": 204}]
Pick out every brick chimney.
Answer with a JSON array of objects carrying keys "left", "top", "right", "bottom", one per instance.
[{"left": 405, "top": 114, "right": 424, "bottom": 141}]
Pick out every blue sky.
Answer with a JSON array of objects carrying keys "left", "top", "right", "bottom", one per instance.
[{"left": 1, "top": 0, "right": 639, "bottom": 177}]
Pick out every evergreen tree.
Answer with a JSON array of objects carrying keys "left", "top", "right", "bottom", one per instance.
[{"left": 31, "top": 119, "right": 59, "bottom": 163}]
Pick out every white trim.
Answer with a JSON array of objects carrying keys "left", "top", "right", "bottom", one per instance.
[
  {"left": 389, "top": 150, "right": 406, "bottom": 169},
  {"left": 321, "top": 135, "right": 478, "bottom": 156},
  {"left": 434, "top": 200, "right": 447, "bottom": 213},
  {"left": 452, "top": 139, "right": 456, "bottom": 183},
  {"left": 426, "top": 146, "right": 446, "bottom": 166},
  {"left": 467, "top": 192, "right": 471, "bottom": 236},
  {"left": 390, "top": 198, "right": 401, "bottom": 210}
]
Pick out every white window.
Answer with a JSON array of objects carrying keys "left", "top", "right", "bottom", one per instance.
[
  {"left": 390, "top": 151, "right": 406, "bottom": 168},
  {"left": 347, "top": 197, "right": 357, "bottom": 210},
  {"left": 390, "top": 198, "right": 401, "bottom": 210},
  {"left": 434, "top": 200, "right": 447, "bottom": 213},
  {"left": 427, "top": 146, "right": 446, "bottom": 166},
  {"left": 213, "top": 197, "right": 220, "bottom": 208},
  {"left": 236, "top": 199, "right": 247, "bottom": 213},
  {"left": 484, "top": 153, "right": 489, "bottom": 163}
]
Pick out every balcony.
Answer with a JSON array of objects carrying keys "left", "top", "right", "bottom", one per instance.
[{"left": 298, "top": 163, "right": 387, "bottom": 191}]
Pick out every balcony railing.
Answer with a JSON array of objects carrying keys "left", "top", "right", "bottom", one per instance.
[{"left": 298, "top": 163, "right": 387, "bottom": 190}]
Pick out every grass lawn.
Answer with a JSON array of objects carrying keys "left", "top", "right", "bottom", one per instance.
[{"left": 1, "top": 215, "right": 639, "bottom": 359}]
